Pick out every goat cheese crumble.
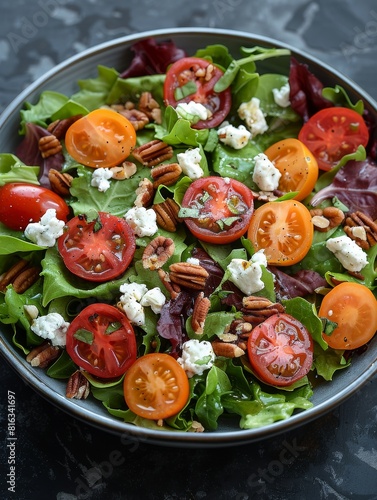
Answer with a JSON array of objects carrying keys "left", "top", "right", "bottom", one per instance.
[
  {"left": 177, "top": 147, "right": 204, "bottom": 179},
  {"left": 217, "top": 121, "right": 251, "bottom": 149},
  {"left": 118, "top": 282, "right": 166, "bottom": 325},
  {"left": 238, "top": 97, "right": 268, "bottom": 137},
  {"left": 252, "top": 153, "right": 281, "bottom": 191},
  {"left": 175, "top": 101, "right": 212, "bottom": 124},
  {"left": 31, "top": 312, "right": 69, "bottom": 347},
  {"left": 90, "top": 167, "right": 113, "bottom": 192},
  {"left": 124, "top": 206, "right": 158, "bottom": 237},
  {"left": 24, "top": 208, "right": 65, "bottom": 247},
  {"left": 227, "top": 250, "right": 268, "bottom": 295},
  {"left": 272, "top": 82, "right": 291, "bottom": 108},
  {"left": 177, "top": 339, "right": 215, "bottom": 378},
  {"left": 326, "top": 235, "right": 368, "bottom": 272}
]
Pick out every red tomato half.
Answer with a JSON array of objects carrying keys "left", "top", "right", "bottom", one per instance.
[
  {"left": 298, "top": 107, "right": 369, "bottom": 171},
  {"left": 181, "top": 176, "right": 254, "bottom": 244},
  {"left": 0, "top": 182, "right": 70, "bottom": 231},
  {"left": 66, "top": 303, "right": 137, "bottom": 379},
  {"left": 247, "top": 313, "right": 313, "bottom": 387},
  {"left": 163, "top": 57, "right": 232, "bottom": 129},
  {"left": 58, "top": 212, "right": 136, "bottom": 282}
]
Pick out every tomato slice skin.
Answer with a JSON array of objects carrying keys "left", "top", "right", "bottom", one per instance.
[
  {"left": 247, "top": 199, "right": 313, "bottom": 266},
  {"left": 123, "top": 353, "right": 190, "bottom": 420},
  {"left": 57, "top": 211, "right": 136, "bottom": 282},
  {"left": 181, "top": 176, "right": 254, "bottom": 244},
  {"left": 264, "top": 138, "right": 318, "bottom": 201},
  {"left": 65, "top": 109, "right": 136, "bottom": 168},
  {"left": 298, "top": 107, "right": 369, "bottom": 171},
  {"left": 163, "top": 57, "right": 232, "bottom": 129},
  {"left": 66, "top": 303, "right": 137, "bottom": 379},
  {"left": 247, "top": 313, "right": 314, "bottom": 387},
  {"left": 0, "top": 182, "right": 70, "bottom": 231},
  {"left": 319, "top": 282, "right": 377, "bottom": 350}
]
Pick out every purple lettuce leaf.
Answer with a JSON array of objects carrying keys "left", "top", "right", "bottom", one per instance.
[
  {"left": 191, "top": 247, "right": 224, "bottom": 295},
  {"left": 289, "top": 56, "right": 332, "bottom": 122},
  {"left": 119, "top": 38, "right": 186, "bottom": 79},
  {"left": 311, "top": 159, "right": 377, "bottom": 219},
  {"left": 270, "top": 267, "right": 327, "bottom": 300},
  {"left": 15, "top": 122, "right": 65, "bottom": 188}
]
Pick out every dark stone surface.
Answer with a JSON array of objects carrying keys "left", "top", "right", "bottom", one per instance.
[{"left": 1, "top": 1, "right": 377, "bottom": 499}]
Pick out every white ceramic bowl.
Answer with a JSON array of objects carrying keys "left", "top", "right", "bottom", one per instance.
[{"left": 0, "top": 28, "right": 376, "bottom": 447}]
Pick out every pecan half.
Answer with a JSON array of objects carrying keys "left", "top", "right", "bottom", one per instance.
[
  {"left": 157, "top": 268, "right": 181, "bottom": 299},
  {"left": 26, "top": 341, "right": 60, "bottom": 368},
  {"left": 152, "top": 198, "right": 181, "bottom": 232},
  {"left": 211, "top": 341, "right": 245, "bottom": 358},
  {"left": 142, "top": 236, "right": 175, "bottom": 270},
  {"left": 242, "top": 296, "right": 285, "bottom": 325},
  {"left": 39, "top": 134, "right": 62, "bottom": 158},
  {"left": 132, "top": 140, "right": 173, "bottom": 167},
  {"left": 134, "top": 178, "right": 155, "bottom": 208},
  {"left": 47, "top": 115, "right": 82, "bottom": 139},
  {"left": 191, "top": 292, "right": 211, "bottom": 335},
  {"left": 48, "top": 168, "right": 73, "bottom": 197},
  {"left": 310, "top": 207, "right": 345, "bottom": 232},
  {"left": 117, "top": 108, "right": 149, "bottom": 131},
  {"left": 0, "top": 259, "right": 40, "bottom": 293},
  {"left": 150, "top": 162, "right": 182, "bottom": 189},
  {"left": 344, "top": 211, "right": 377, "bottom": 249},
  {"left": 169, "top": 262, "right": 209, "bottom": 290},
  {"left": 66, "top": 370, "right": 90, "bottom": 399}
]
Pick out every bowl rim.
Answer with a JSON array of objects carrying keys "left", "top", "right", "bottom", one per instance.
[{"left": 1, "top": 27, "right": 376, "bottom": 447}]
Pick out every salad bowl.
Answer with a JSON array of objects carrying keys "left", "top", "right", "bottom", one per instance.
[{"left": 0, "top": 27, "right": 376, "bottom": 447}]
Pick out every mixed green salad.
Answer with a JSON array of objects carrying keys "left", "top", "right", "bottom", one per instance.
[{"left": 0, "top": 37, "right": 376, "bottom": 433}]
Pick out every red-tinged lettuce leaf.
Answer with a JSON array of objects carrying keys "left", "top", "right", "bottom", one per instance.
[
  {"left": 311, "top": 159, "right": 377, "bottom": 219},
  {"left": 119, "top": 37, "right": 186, "bottom": 79},
  {"left": 156, "top": 291, "right": 193, "bottom": 356},
  {"left": 270, "top": 267, "right": 327, "bottom": 300},
  {"left": 191, "top": 247, "right": 224, "bottom": 295},
  {"left": 15, "top": 122, "right": 65, "bottom": 188},
  {"left": 289, "top": 56, "right": 332, "bottom": 122}
]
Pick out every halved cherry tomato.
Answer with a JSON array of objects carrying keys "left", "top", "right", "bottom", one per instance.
[
  {"left": 298, "top": 107, "right": 369, "bottom": 171},
  {"left": 58, "top": 211, "right": 136, "bottom": 282},
  {"left": 264, "top": 138, "right": 318, "bottom": 201},
  {"left": 247, "top": 313, "right": 314, "bottom": 387},
  {"left": 123, "top": 353, "right": 190, "bottom": 420},
  {"left": 319, "top": 282, "right": 377, "bottom": 350},
  {"left": 247, "top": 199, "right": 313, "bottom": 266},
  {"left": 163, "top": 57, "right": 232, "bottom": 129},
  {"left": 0, "top": 182, "right": 70, "bottom": 231},
  {"left": 66, "top": 303, "right": 137, "bottom": 379},
  {"left": 65, "top": 109, "right": 136, "bottom": 168},
  {"left": 181, "top": 176, "right": 254, "bottom": 244}
]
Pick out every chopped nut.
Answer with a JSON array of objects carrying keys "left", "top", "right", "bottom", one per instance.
[
  {"left": 134, "top": 178, "right": 155, "bottom": 208},
  {"left": 26, "top": 341, "right": 60, "bottom": 368},
  {"left": 142, "top": 236, "right": 175, "bottom": 270},
  {"left": 132, "top": 140, "right": 173, "bottom": 167},
  {"left": 344, "top": 211, "right": 377, "bottom": 249},
  {"left": 211, "top": 341, "right": 245, "bottom": 358},
  {"left": 39, "top": 135, "right": 62, "bottom": 158},
  {"left": 191, "top": 292, "right": 211, "bottom": 335},
  {"left": 48, "top": 168, "right": 73, "bottom": 197},
  {"left": 310, "top": 207, "right": 345, "bottom": 232},
  {"left": 169, "top": 262, "right": 209, "bottom": 290},
  {"left": 311, "top": 215, "right": 330, "bottom": 230},
  {"left": 66, "top": 370, "right": 90, "bottom": 399},
  {"left": 110, "top": 161, "right": 137, "bottom": 180},
  {"left": 0, "top": 259, "right": 40, "bottom": 293},
  {"left": 150, "top": 162, "right": 182, "bottom": 189},
  {"left": 152, "top": 198, "right": 181, "bottom": 232},
  {"left": 117, "top": 108, "right": 149, "bottom": 131},
  {"left": 189, "top": 420, "right": 205, "bottom": 433},
  {"left": 139, "top": 92, "right": 162, "bottom": 124}
]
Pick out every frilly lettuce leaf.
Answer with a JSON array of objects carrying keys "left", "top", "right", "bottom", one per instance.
[{"left": 0, "top": 154, "right": 39, "bottom": 186}]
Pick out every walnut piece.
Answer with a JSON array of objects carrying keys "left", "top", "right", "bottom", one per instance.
[{"left": 142, "top": 236, "right": 175, "bottom": 270}]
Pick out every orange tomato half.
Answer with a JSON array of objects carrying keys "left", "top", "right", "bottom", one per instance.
[
  {"left": 264, "top": 138, "right": 318, "bottom": 201},
  {"left": 319, "top": 282, "right": 377, "bottom": 350},
  {"left": 247, "top": 199, "right": 313, "bottom": 266},
  {"left": 123, "top": 353, "right": 190, "bottom": 420},
  {"left": 65, "top": 108, "right": 136, "bottom": 168}
]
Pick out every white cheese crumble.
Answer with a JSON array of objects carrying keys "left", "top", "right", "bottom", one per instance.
[
  {"left": 175, "top": 101, "right": 212, "bottom": 124},
  {"left": 238, "top": 97, "right": 268, "bottom": 138},
  {"left": 177, "top": 147, "right": 204, "bottom": 180},
  {"left": 24, "top": 208, "right": 65, "bottom": 247},
  {"left": 272, "top": 82, "right": 291, "bottom": 108},
  {"left": 217, "top": 121, "right": 251, "bottom": 149},
  {"left": 90, "top": 167, "right": 113, "bottom": 192},
  {"left": 186, "top": 257, "right": 200, "bottom": 266},
  {"left": 252, "top": 153, "right": 282, "bottom": 191},
  {"left": 124, "top": 206, "right": 158, "bottom": 237},
  {"left": 31, "top": 312, "right": 69, "bottom": 347},
  {"left": 177, "top": 339, "right": 215, "bottom": 378},
  {"left": 118, "top": 282, "right": 166, "bottom": 325},
  {"left": 227, "top": 250, "right": 268, "bottom": 295},
  {"left": 326, "top": 235, "right": 368, "bottom": 272}
]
